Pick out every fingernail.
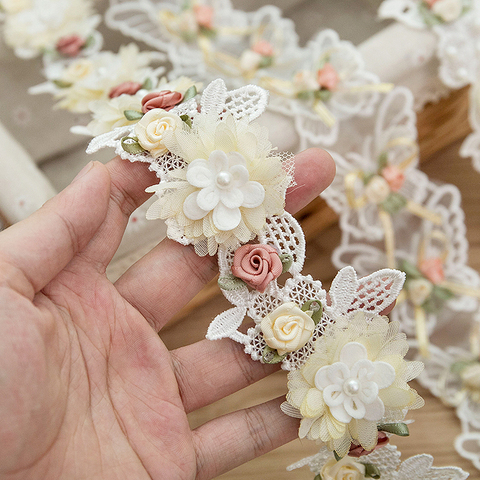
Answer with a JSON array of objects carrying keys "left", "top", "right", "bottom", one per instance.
[{"left": 72, "top": 161, "right": 94, "bottom": 184}]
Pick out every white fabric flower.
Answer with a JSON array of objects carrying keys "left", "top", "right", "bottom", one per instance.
[
  {"left": 135, "top": 109, "right": 184, "bottom": 158},
  {"left": 364, "top": 175, "right": 390, "bottom": 204},
  {"left": 431, "top": 0, "right": 463, "bottom": 22},
  {"left": 407, "top": 278, "right": 433, "bottom": 306},
  {"left": 315, "top": 342, "right": 395, "bottom": 423},
  {"left": 183, "top": 150, "right": 265, "bottom": 231},
  {"left": 261, "top": 302, "right": 315, "bottom": 355}
]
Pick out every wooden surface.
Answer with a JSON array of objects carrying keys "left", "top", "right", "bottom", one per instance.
[{"left": 160, "top": 105, "right": 480, "bottom": 477}]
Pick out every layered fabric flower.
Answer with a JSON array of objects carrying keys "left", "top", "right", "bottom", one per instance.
[
  {"left": 146, "top": 112, "right": 290, "bottom": 255},
  {"left": 285, "top": 312, "right": 424, "bottom": 457}
]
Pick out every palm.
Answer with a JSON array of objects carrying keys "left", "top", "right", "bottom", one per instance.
[{"left": 0, "top": 151, "right": 335, "bottom": 480}]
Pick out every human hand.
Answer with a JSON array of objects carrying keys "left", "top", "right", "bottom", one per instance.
[{"left": 0, "top": 149, "right": 336, "bottom": 480}]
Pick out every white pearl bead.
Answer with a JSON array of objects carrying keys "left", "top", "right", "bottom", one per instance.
[
  {"left": 216, "top": 171, "right": 232, "bottom": 187},
  {"left": 344, "top": 378, "right": 360, "bottom": 396}
]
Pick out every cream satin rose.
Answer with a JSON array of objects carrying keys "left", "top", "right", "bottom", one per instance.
[
  {"left": 431, "top": 0, "right": 463, "bottom": 22},
  {"left": 320, "top": 456, "right": 366, "bottom": 480},
  {"left": 407, "top": 278, "right": 433, "bottom": 306},
  {"left": 364, "top": 176, "right": 390, "bottom": 204},
  {"left": 261, "top": 302, "right": 315, "bottom": 355},
  {"left": 62, "top": 59, "right": 94, "bottom": 83},
  {"left": 135, "top": 109, "right": 184, "bottom": 158}
]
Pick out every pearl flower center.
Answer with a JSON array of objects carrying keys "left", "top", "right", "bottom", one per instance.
[
  {"left": 343, "top": 378, "right": 360, "bottom": 396},
  {"left": 215, "top": 171, "right": 232, "bottom": 188}
]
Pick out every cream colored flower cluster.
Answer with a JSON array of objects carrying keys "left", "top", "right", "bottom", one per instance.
[
  {"left": 146, "top": 112, "right": 289, "bottom": 255},
  {"left": 285, "top": 312, "right": 424, "bottom": 457}
]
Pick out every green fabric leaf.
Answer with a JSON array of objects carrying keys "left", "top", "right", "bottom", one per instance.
[
  {"left": 377, "top": 422, "right": 409, "bottom": 437},
  {"left": 182, "top": 85, "right": 198, "bottom": 103},
  {"left": 258, "top": 56, "right": 274, "bottom": 69},
  {"left": 82, "top": 35, "right": 95, "bottom": 50},
  {"left": 262, "top": 346, "right": 287, "bottom": 364},
  {"left": 279, "top": 253, "right": 293, "bottom": 273},
  {"left": 199, "top": 26, "right": 217, "bottom": 39},
  {"left": 433, "top": 285, "right": 455, "bottom": 301},
  {"left": 142, "top": 78, "right": 153, "bottom": 90},
  {"left": 314, "top": 89, "right": 332, "bottom": 102},
  {"left": 422, "top": 296, "right": 439, "bottom": 313},
  {"left": 121, "top": 136, "right": 146, "bottom": 155},
  {"left": 380, "top": 192, "right": 407, "bottom": 215},
  {"left": 314, "top": 475, "right": 322, "bottom": 480},
  {"left": 451, "top": 360, "right": 475, "bottom": 374},
  {"left": 418, "top": 2, "right": 444, "bottom": 26},
  {"left": 362, "top": 172, "right": 375, "bottom": 185},
  {"left": 218, "top": 274, "right": 246, "bottom": 291},
  {"left": 180, "top": 114, "right": 193, "bottom": 128},
  {"left": 398, "top": 259, "right": 422, "bottom": 279},
  {"left": 364, "top": 463, "right": 381, "bottom": 479},
  {"left": 296, "top": 90, "right": 315, "bottom": 101},
  {"left": 53, "top": 80, "right": 73, "bottom": 89},
  {"left": 378, "top": 152, "right": 388, "bottom": 170},
  {"left": 333, "top": 451, "right": 342, "bottom": 461},
  {"left": 301, "top": 299, "right": 323, "bottom": 325},
  {"left": 124, "top": 110, "right": 144, "bottom": 121}
]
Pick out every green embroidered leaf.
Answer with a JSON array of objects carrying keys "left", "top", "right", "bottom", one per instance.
[
  {"left": 314, "top": 89, "right": 332, "bottom": 102},
  {"left": 124, "top": 110, "right": 144, "bottom": 121},
  {"left": 262, "top": 346, "right": 287, "bottom": 364},
  {"left": 121, "top": 136, "right": 146, "bottom": 155},
  {"left": 333, "top": 451, "right": 342, "bottom": 461},
  {"left": 418, "top": 2, "right": 444, "bottom": 26},
  {"left": 378, "top": 422, "right": 409, "bottom": 437},
  {"left": 82, "top": 35, "right": 95, "bottom": 50},
  {"left": 180, "top": 114, "right": 193, "bottom": 128},
  {"left": 433, "top": 285, "right": 455, "bottom": 301},
  {"left": 258, "top": 56, "right": 274, "bottom": 69},
  {"left": 279, "top": 253, "right": 293, "bottom": 273},
  {"left": 199, "top": 26, "right": 217, "bottom": 39},
  {"left": 296, "top": 90, "right": 315, "bottom": 101},
  {"left": 218, "top": 274, "right": 247, "bottom": 291},
  {"left": 380, "top": 192, "right": 407, "bottom": 215},
  {"left": 53, "top": 79, "right": 73, "bottom": 89},
  {"left": 362, "top": 172, "right": 375, "bottom": 185},
  {"left": 378, "top": 152, "right": 388, "bottom": 170},
  {"left": 422, "top": 296, "right": 438, "bottom": 313},
  {"left": 142, "top": 78, "right": 153, "bottom": 90},
  {"left": 398, "top": 259, "right": 422, "bottom": 279},
  {"left": 182, "top": 85, "right": 198, "bottom": 103},
  {"left": 363, "top": 463, "right": 381, "bottom": 479},
  {"left": 301, "top": 299, "right": 323, "bottom": 325}
]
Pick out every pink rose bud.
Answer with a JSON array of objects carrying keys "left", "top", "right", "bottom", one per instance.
[
  {"left": 252, "top": 39, "right": 274, "bottom": 57},
  {"left": 109, "top": 81, "right": 143, "bottom": 99},
  {"left": 316, "top": 63, "right": 339, "bottom": 91},
  {"left": 348, "top": 432, "right": 389, "bottom": 457},
  {"left": 232, "top": 244, "right": 283, "bottom": 293},
  {"left": 381, "top": 164, "right": 405, "bottom": 192},
  {"left": 56, "top": 35, "right": 86, "bottom": 57},
  {"left": 425, "top": 0, "right": 439, "bottom": 6},
  {"left": 141, "top": 90, "right": 184, "bottom": 113},
  {"left": 193, "top": 5, "right": 214, "bottom": 29},
  {"left": 419, "top": 257, "right": 445, "bottom": 284}
]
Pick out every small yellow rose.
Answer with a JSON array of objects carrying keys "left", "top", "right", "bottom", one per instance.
[
  {"left": 407, "top": 278, "right": 433, "bottom": 306},
  {"left": 261, "top": 302, "right": 315, "bottom": 355},
  {"left": 320, "top": 456, "right": 366, "bottom": 480},
  {"left": 62, "top": 59, "right": 94, "bottom": 83},
  {"left": 135, "top": 109, "right": 184, "bottom": 158},
  {"left": 364, "top": 175, "right": 390, "bottom": 204}
]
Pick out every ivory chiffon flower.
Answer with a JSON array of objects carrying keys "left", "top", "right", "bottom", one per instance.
[
  {"left": 261, "top": 302, "right": 315, "bottom": 355},
  {"left": 285, "top": 313, "right": 424, "bottom": 457},
  {"left": 146, "top": 113, "right": 290, "bottom": 255}
]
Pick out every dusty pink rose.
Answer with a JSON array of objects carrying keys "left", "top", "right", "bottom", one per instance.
[
  {"left": 232, "top": 244, "right": 283, "bottom": 293},
  {"left": 316, "top": 63, "right": 339, "bottom": 91},
  {"left": 193, "top": 5, "right": 214, "bottom": 29},
  {"left": 56, "top": 35, "right": 86, "bottom": 57},
  {"left": 141, "top": 90, "right": 184, "bottom": 113},
  {"left": 425, "top": 0, "right": 440, "bottom": 7},
  {"left": 252, "top": 39, "right": 274, "bottom": 57},
  {"left": 381, "top": 164, "right": 405, "bottom": 192},
  {"left": 419, "top": 257, "right": 445, "bottom": 284},
  {"left": 109, "top": 81, "right": 143, "bottom": 99},
  {"left": 348, "top": 432, "right": 389, "bottom": 457}
]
